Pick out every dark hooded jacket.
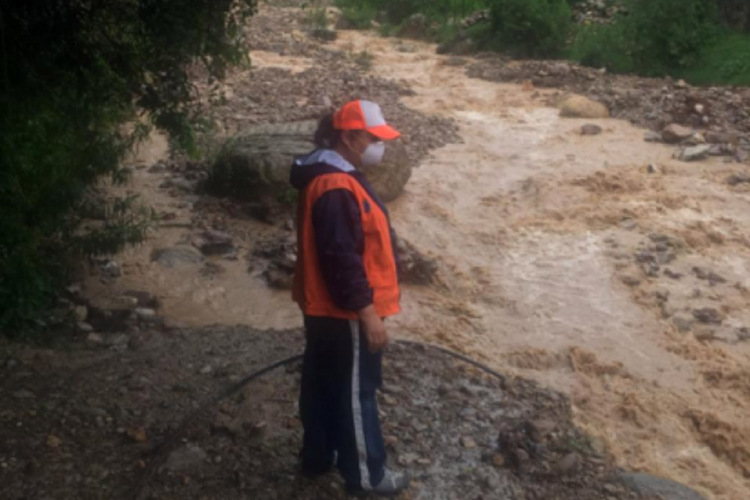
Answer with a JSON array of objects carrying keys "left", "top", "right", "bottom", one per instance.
[{"left": 290, "top": 149, "right": 400, "bottom": 312}]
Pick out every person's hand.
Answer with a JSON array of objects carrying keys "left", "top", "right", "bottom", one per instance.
[{"left": 359, "top": 305, "right": 388, "bottom": 353}]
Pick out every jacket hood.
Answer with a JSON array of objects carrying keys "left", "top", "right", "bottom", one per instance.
[{"left": 290, "top": 149, "right": 356, "bottom": 191}]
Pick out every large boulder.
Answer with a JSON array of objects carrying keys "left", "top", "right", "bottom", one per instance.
[
  {"left": 206, "top": 121, "right": 316, "bottom": 206},
  {"left": 558, "top": 95, "right": 610, "bottom": 119},
  {"left": 360, "top": 140, "right": 412, "bottom": 202},
  {"left": 662, "top": 124, "right": 693, "bottom": 144},
  {"left": 206, "top": 121, "right": 412, "bottom": 217}
]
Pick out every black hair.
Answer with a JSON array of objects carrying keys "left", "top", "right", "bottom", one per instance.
[{"left": 313, "top": 113, "right": 343, "bottom": 149}]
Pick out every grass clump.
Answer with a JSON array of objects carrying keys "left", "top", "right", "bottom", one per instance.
[{"left": 353, "top": 50, "right": 375, "bottom": 71}]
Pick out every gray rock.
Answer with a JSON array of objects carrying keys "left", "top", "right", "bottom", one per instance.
[
  {"left": 644, "top": 131, "right": 662, "bottom": 142},
  {"left": 581, "top": 124, "right": 603, "bottom": 136},
  {"left": 692, "top": 308, "right": 724, "bottom": 325},
  {"left": 193, "top": 230, "right": 235, "bottom": 256},
  {"left": 555, "top": 452, "right": 582, "bottom": 475},
  {"left": 679, "top": 145, "right": 712, "bottom": 162},
  {"left": 664, "top": 268, "right": 683, "bottom": 280},
  {"left": 116, "top": 295, "right": 139, "bottom": 309},
  {"left": 705, "top": 131, "right": 738, "bottom": 144},
  {"left": 662, "top": 124, "right": 693, "bottom": 144},
  {"left": 692, "top": 267, "right": 726, "bottom": 286},
  {"left": 135, "top": 308, "right": 158, "bottom": 322},
  {"left": 726, "top": 172, "right": 750, "bottom": 186},
  {"left": 148, "top": 162, "right": 167, "bottom": 173},
  {"left": 264, "top": 268, "right": 294, "bottom": 290},
  {"left": 164, "top": 445, "right": 208, "bottom": 472},
  {"left": 100, "top": 260, "right": 121, "bottom": 279},
  {"left": 122, "top": 290, "right": 160, "bottom": 309},
  {"left": 151, "top": 246, "right": 204, "bottom": 268},
  {"left": 619, "top": 275, "right": 641, "bottom": 287},
  {"left": 616, "top": 472, "right": 709, "bottom": 500},
  {"left": 77, "top": 321, "right": 94, "bottom": 333},
  {"left": 87, "top": 332, "right": 104, "bottom": 344}
]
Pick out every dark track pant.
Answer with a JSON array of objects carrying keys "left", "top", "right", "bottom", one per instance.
[{"left": 299, "top": 315, "right": 386, "bottom": 490}]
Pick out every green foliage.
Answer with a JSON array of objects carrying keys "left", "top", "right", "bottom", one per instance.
[
  {"left": 336, "top": 2, "right": 377, "bottom": 29},
  {"left": 681, "top": 33, "right": 750, "bottom": 86},
  {"left": 0, "top": 0, "right": 257, "bottom": 337},
  {"left": 570, "top": 0, "right": 720, "bottom": 76},
  {"left": 487, "top": 0, "right": 572, "bottom": 58},
  {"left": 568, "top": 23, "right": 635, "bottom": 73},
  {"left": 624, "top": 0, "right": 719, "bottom": 74},
  {"left": 204, "top": 139, "right": 257, "bottom": 202},
  {"left": 72, "top": 195, "right": 156, "bottom": 258}
]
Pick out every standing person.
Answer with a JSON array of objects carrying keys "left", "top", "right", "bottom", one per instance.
[{"left": 290, "top": 100, "right": 410, "bottom": 496}]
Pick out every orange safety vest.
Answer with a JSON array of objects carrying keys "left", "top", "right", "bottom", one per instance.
[{"left": 293, "top": 173, "right": 400, "bottom": 319}]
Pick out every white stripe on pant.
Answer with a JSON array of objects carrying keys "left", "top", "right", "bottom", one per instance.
[{"left": 349, "top": 319, "right": 372, "bottom": 490}]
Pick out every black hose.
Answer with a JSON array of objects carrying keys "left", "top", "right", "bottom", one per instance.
[
  {"left": 132, "top": 339, "right": 506, "bottom": 499},
  {"left": 396, "top": 339, "right": 506, "bottom": 385}
]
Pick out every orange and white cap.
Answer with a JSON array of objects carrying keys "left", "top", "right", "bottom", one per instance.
[{"left": 333, "top": 100, "right": 401, "bottom": 141}]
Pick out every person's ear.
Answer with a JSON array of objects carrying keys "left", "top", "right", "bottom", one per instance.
[{"left": 341, "top": 130, "right": 358, "bottom": 153}]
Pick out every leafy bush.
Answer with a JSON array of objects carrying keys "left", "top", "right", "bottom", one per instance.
[
  {"left": 338, "top": 2, "right": 378, "bottom": 29},
  {"left": 568, "top": 23, "right": 635, "bottom": 73},
  {"left": 682, "top": 33, "right": 750, "bottom": 86},
  {"left": 624, "top": 0, "right": 719, "bottom": 74},
  {"left": 570, "top": 0, "right": 720, "bottom": 76},
  {"left": 487, "top": 0, "right": 572, "bottom": 58},
  {"left": 0, "top": 0, "right": 257, "bottom": 337}
]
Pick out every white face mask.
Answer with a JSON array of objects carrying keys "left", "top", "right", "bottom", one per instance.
[{"left": 361, "top": 141, "right": 385, "bottom": 167}]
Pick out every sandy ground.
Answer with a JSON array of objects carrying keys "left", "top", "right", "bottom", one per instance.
[{"left": 88, "top": 17, "right": 750, "bottom": 500}]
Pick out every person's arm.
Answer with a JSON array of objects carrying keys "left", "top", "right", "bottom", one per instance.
[{"left": 312, "top": 189, "right": 388, "bottom": 351}]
